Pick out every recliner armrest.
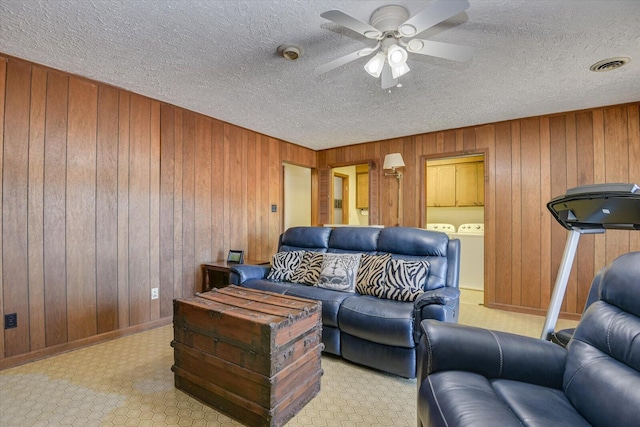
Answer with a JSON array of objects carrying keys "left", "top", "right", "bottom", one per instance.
[
  {"left": 229, "top": 265, "right": 270, "bottom": 285},
  {"left": 417, "top": 320, "right": 566, "bottom": 390}
]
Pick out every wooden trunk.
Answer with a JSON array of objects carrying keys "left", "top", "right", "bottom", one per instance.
[{"left": 172, "top": 286, "right": 323, "bottom": 427}]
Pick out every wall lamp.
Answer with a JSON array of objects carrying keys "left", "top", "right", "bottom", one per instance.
[
  {"left": 383, "top": 153, "right": 405, "bottom": 179},
  {"left": 383, "top": 153, "right": 405, "bottom": 226}
]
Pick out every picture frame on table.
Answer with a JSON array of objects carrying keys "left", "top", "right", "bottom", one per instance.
[{"left": 227, "top": 250, "right": 244, "bottom": 264}]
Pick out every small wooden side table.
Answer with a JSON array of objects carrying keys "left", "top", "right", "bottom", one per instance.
[{"left": 201, "top": 259, "right": 269, "bottom": 292}]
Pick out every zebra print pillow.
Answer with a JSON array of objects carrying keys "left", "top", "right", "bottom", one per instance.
[
  {"left": 290, "top": 251, "right": 324, "bottom": 285},
  {"left": 360, "top": 258, "right": 430, "bottom": 302},
  {"left": 267, "top": 250, "right": 304, "bottom": 282},
  {"left": 356, "top": 253, "right": 391, "bottom": 294},
  {"left": 384, "top": 259, "right": 430, "bottom": 301}
]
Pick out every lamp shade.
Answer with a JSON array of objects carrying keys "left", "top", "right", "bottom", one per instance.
[
  {"left": 383, "top": 153, "right": 405, "bottom": 170},
  {"left": 387, "top": 44, "right": 408, "bottom": 67},
  {"left": 391, "top": 62, "right": 410, "bottom": 79},
  {"left": 364, "top": 52, "right": 386, "bottom": 78},
  {"left": 387, "top": 44, "right": 410, "bottom": 79}
]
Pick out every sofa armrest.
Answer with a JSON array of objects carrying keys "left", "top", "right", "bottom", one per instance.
[
  {"left": 414, "top": 287, "right": 460, "bottom": 309},
  {"left": 413, "top": 287, "right": 460, "bottom": 343},
  {"left": 417, "top": 319, "right": 566, "bottom": 390},
  {"left": 229, "top": 265, "right": 270, "bottom": 285}
]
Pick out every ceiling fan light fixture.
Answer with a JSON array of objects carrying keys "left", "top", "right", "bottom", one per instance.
[
  {"left": 316, "top": 1, "right": 473, "bottom": 86},
  {"left": 387, "top": 44, "right": 408, "bottom": 67},
  {"left": 364, "top": 52, "right": 386, "bottom": 78},
  {"left": 391, "top": 62, "right": 410, "bottom": 79},
  {"left": 387, "top": 44, "right": 409, "bottom": 78}
]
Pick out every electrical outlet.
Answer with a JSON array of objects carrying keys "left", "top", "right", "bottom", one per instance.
[
  {"left": 151, "top": 288, "right": 159, "bottom": 300},
  {"left": 4, "top": 313, "right": 17, "bottom": 329}
]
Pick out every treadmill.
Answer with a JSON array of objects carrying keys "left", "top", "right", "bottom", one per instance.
[{"left": 541, "top": 183, "right": 640, "bottom": 342}]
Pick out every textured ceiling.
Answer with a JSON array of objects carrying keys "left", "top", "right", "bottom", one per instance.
[{"left": 1, "top": 0, "right": 640, "bottom": 150}]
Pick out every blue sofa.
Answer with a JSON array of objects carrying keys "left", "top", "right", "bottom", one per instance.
[
  {"left": 417, "top": 251, "right": 640, "bottom": 426},
  {"left": 230, "top": 226, "right": 460, "bottom": 378}
]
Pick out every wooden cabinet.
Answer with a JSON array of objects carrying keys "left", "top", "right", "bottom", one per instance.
[
  {"left": 477, "top": 162, "right": 485, "bottom": 205},
  {"left": 456, "top": 162, "right": 484, "bottom": 206},
  {"left": 426, "top": 165, "right": 456, "bottom": 207},
  {"left": 356, "top": 164, "right": 369, "bottom": 209},
  {"left": 426, "top": 159, "right": 484, "bottom": 207}
]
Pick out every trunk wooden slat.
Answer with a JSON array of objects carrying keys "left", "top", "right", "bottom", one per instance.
[{"left": 172, "top": 285, "right": 323, "bottom": 427}]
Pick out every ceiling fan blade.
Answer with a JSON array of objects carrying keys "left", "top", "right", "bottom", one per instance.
[
  {"left": 381, "top": 64, "right": 398, "bottom": 89},
  {"left": 407, "top": 39, "right": 474, "bottom": 62},
  {"left": 314, "top": 49, "right": 368, "bottom": 76},
  {"left": 398, "top": 0, "right": 470, "bottom": 37},
  {"left": 321, "top": 10, "right": 382, "bottom": 39}
]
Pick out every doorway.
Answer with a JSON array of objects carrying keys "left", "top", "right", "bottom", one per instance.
[
  {"left": 318, "top": 161, "right": 379, "bottom": 226},
  {"left": 332, "top": 173, "right": 349, "bottom": 224},
  {"left": 283, "top": 163, "right": 311, "bottom": 229},
  {"left": 330, "top": 164, "right": 371, "bottom": 226},
  {"left": 424, "top": 153, "right": 485, "bottom": 292}
]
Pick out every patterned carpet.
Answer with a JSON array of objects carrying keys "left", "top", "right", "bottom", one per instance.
[{"left": 0, "top": 289, "right": 578, "bottom": 426}]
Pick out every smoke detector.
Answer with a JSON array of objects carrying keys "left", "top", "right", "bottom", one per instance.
[
  {"left": 590, "top": 56, "right": 631, "bottom": 72},
  {"left": 278, "top": 44, "right": 304, "bottom": 61}
]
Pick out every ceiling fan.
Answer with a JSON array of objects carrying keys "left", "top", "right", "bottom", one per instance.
[{"left": 314, "top": 0, "right": 474, "bottom": 89}]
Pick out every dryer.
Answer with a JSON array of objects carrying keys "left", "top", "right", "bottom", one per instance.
[
  {"left": 425, "top": 223, "right": 456, "bottom": 233},
  {"left": 451, "top": 223, "right": 484, "bottom": 290}
]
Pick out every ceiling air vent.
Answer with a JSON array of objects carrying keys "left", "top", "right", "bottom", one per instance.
[{"left": 590, "top": 57, "right": 631, "bottom": 72}]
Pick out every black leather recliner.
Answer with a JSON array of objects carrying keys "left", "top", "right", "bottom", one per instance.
[
  {"left": 551, "top": 265, "right": 605, "bottom": 347},
  {"left": 417, "top": 251, "right": 640, "bottom": 427}
]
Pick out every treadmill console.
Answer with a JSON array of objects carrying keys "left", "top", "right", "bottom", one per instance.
[{"left": 547, "top": 183, "right": 640, "bottom": 231}]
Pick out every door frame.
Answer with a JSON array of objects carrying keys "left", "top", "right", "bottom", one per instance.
[{"left": 421, "top": 149, "right": 488, "bottom": 297}]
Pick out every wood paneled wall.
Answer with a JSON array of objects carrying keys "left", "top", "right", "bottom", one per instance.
[
  {"left": 317, "top": 104, "right": 640, "bottom": 317},
  {"left": 0, "top": 55, "right": 315, "bottom": 365},
  {"left": 2, "top": 52, "right": 638, "bottom": 365}
]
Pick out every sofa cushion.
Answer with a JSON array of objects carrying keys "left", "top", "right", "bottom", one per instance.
[
  {"left": 267, "top": 250, "right": 303, "bottom": 281},
  {"left": 377, "top": 227, "right": 449, "bottom": 290},
  {"left": 327, "top": 226, "right": 381, "bottom": 254},
  {"left": 418, "top": 371, "right": 591, "bottom": 427},
  {"left": 338, "top": 295, "right": 415, "bottom": 347},
  {"left": 493, "top": 379, "right": 591, "bottom": 426},
  {"left": 240, "top": 279, "right": 298, "bottom": 294},
  {"left": 341, "top": 333, "right": 417, "bottom": 378},
  {"left": 284, "top": 285, "right": 354, "bottom": 328},
  {"left": 355, "top": 253, "right": 391, "bottom": 294},
  {"left": 290, "top": 251, "right": 323, "bottom": 285},
  {"left": 279, "top": 226, "right": 331, "bottom": 252},
  {"left": 377, "top": 227, "right": 448, "bottom": 256},
  {"left": 318, "top": 253, "right": 362, "bottom": 293},
  {"left": 563, "top": 305, "right": 640, "bottom": 426}
]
